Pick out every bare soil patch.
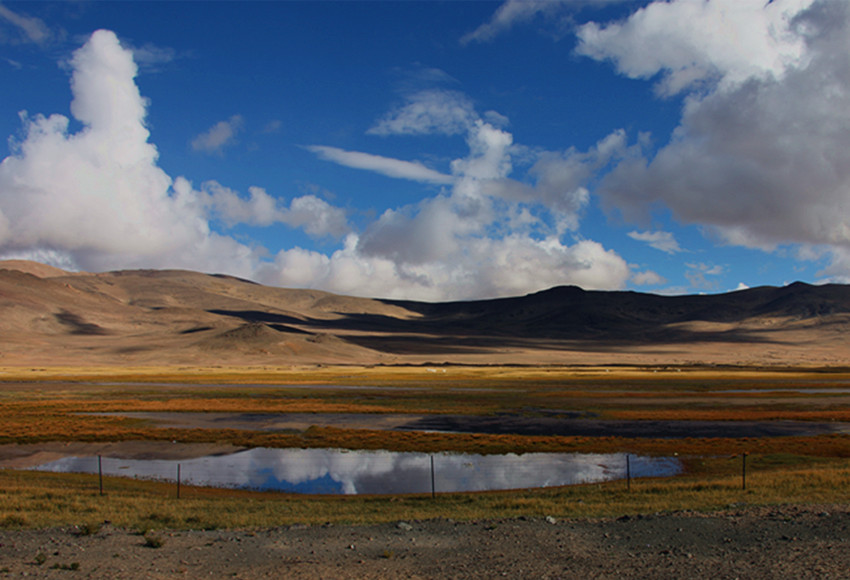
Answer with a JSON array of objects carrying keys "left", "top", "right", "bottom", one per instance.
[
  {"left": 0, "top": 442, "right": 244, "bottom": 469},
  {"left": 84, "top": 411, "right": 426, "bottom": 433},
  {"left": 1, "top": 505, "right": 848, "bottom": 579}
]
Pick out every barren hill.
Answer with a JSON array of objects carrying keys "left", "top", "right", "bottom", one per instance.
[{"left": 1, "top": 260, "right": 849, "bottom": 367}]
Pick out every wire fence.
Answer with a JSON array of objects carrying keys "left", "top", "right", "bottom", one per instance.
[{"left": 27, "top": 448, "right": 704, "bottom": 497}]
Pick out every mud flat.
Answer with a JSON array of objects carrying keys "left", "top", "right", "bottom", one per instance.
[{"left": 72, "top": 410, "right": 850, "bottom": 438}]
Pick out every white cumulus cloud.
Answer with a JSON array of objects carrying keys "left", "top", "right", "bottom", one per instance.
[
  {"left": 301, "top": 88, "right": 634, "bottom": 299},
  {"left": 576, "top": 0, "right": 816, "bottom": 95},
  {"left": 0, "top": 27, "right": 633, "bottom": 301},
  {"left": 0, "top": 30, "right": 343, "bottom": 279},
  {"left": 584, "top": 0, "right": 850, "bottom": 280},
  {"left": 267, "top": 233, "right": 630, "bottom": 301},
  {"left": 176, "top": 179, "right": 350, "bottom": 237},
  {"left": 632, "top": 270, "right": 667, "bottom": 286},
  {"left": 279, "top": 194, "right": 350, "bottom": 239}
]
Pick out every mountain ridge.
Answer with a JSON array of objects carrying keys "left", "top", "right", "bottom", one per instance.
[{"left": 2, "top": 260, "right": 849, "bottom": 367}]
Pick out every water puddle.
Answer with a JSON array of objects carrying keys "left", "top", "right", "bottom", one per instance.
[{"left": 31, "top": 448, "right": 681, "bottom": 495}]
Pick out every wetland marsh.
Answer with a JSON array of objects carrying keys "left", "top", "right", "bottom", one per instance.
[{"left": 1, "top": 364, "right": 850, "bottom": 527}]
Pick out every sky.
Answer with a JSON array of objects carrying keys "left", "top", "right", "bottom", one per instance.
[{"left": 1, "top": 0, "right": 848, "bottom": 301}]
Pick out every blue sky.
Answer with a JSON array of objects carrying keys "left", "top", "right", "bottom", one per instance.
[{"left": 0, "top": 0, "right": 846, "bottom": 300}]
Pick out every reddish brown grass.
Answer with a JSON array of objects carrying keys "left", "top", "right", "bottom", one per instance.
[
  {"left": 609, "top": 409, "right": 850, "bottom": 421},
  {"left": 2, "top": 365, "right": 850, "bottom": 459}
]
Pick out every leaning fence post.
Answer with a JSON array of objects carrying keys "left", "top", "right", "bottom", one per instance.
[{"left": 98, "top": 455, "right": 103, "bottom": 496}]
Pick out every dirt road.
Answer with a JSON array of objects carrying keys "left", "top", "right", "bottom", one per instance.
[{"left": 1, "top": 505, "right": 848, "bottom": 579}]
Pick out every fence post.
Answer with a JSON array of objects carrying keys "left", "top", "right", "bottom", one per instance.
[
  {"left": 177, "top": 464, "right": 181, "bottom": 499},
  {"left": 742, "top": 452, "right": 747, "bottom": 491},
  {"left": 98, "top": 455, "right": 103, "bottom": 496},
  {"left": 430, "top": 455, "right": 435, "bottom": 498},
  {"left": 626, "top": 454, "right": 631, "bottom": 492}
]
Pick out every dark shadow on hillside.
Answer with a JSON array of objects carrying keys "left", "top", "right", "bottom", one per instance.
[
  {"left": 208, "top": 310, "right": 304, "bottom": 326},
  {"left": 211, "top": 309, "right": 785, "bottom": 355},
  {"left": 205, "top": 281, "right": 848, "bottom": 355},
  {"left": 55, "top": 310, "right": 109, "bottom": 335},
  {"left": 267, "top": 324, "right": 312, "bottom": 335},
  {"left": 341, "top": 327, "right": 782, "bottom": 355}
]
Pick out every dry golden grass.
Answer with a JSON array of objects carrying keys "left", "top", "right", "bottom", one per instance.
[
  {"left": 1, "top": 402, "right": 848, "bottom": 457},
  {"left": 2, "top": 458, "right": 849, "bottom": 530},
  {"left": 4, "top": 363, "right": 850, "bottom": 387},
  {"left": 2, "top": 363, "right": 850, "bottom": 530}
]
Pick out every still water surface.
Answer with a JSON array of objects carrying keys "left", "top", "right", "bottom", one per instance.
[{"left": 33, "top": 448, "right": 681, "bottom": 495}]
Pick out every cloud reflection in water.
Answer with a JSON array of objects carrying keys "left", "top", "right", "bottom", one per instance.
[{"left": 33, "top": 448, "right": 681, "bottom": 495}]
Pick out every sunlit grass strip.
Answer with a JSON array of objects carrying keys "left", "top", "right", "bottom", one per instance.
[
  {"left": 1, "top": 458, "right": 849, "bottom": 530},
  {"left": 10, "top": 398, "right": 406, "bottom": 414},
  {"left": 0, "top": 364, "right": 616, "bottom": 386},
  {"left": 3, "top": 364, "right": 850, "bottom": 387}
]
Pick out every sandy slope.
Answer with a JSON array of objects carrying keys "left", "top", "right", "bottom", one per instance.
[{"left": 2, "top": 260, "right": 850, "bottom": 367}]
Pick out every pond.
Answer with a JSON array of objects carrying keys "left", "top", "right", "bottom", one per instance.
[{"left": 32, "top": 448, "right": 682, "bottom": 495}]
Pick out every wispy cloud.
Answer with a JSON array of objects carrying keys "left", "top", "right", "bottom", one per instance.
[
  {"left": 191, "top": 115, "right": 244, "bottom": 155},
  {"left": 262, "top": 120, "right": 282, "bottom": 134},
  {"left": 127, "top": 42, "right": 177, "bottom": 72},
  {"left": 685, "top": 262, "right": 724, "bottom": 290},
  {"left": 307, "top": 145, "right": 454, "bottom": 185},
  {"left": 0, "top": 3, "right": 52, "bottom": 46},
  {"left": 368, "top": 89, "right": 477, "bottom": 137},
  {"left": 628, "top": 230, "right": 683, "bottom": 254},
  {"left": 461, "top": 0, "right": 567, "bottom": 45}
]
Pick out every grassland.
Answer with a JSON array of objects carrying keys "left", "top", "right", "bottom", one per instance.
[
  {"left": 2, "top": 457, "right": 849, "bottom": 531},
  {"left": 1, "top": 364, "right": 850, "bottom": 529}
]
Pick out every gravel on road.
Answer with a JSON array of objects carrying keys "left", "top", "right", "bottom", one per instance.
[{"left": 1, "top": 504, "right": 848, "bottom": 579}]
